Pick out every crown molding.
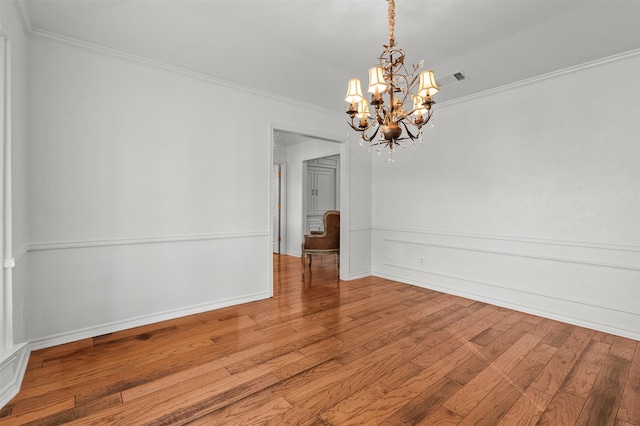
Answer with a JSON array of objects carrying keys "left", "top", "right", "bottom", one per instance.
[
  {"left": 18, "top": 4, "right": 639, "bottom": 117},
  {"left": 438, "top": 48, "right": 640, "bottom": 109},
  {"left": 13, "top": 0, "right": 33, "bottom": 34},
  {"left": 28, "top": 27, "right": 343, "bottom": 119}
]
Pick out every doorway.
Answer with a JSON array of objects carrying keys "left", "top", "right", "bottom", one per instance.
[{"left": 267, "top": 125, "right": 349, "bottom": 286}]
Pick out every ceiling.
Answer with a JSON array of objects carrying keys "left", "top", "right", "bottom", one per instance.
[{"left": 22, "top": 0, "right": 640, "bottom": 113}]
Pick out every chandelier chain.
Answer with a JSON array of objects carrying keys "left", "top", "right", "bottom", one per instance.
[{"left": 388, "top": 0, "right": 395, "bottom": 47}]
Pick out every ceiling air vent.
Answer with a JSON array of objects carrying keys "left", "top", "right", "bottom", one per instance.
[{"left": 436, "top": 70, "right": 468, "bottom": 88}]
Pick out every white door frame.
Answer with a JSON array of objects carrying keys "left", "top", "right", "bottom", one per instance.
[
  {"left": 0, "top": 33, "right": 15, "bottom": 355},
  {"left": 268, "top": 123, "right": 349, "bottom": 291}
]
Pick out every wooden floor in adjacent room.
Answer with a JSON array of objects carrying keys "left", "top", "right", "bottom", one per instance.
[{"left": 2, "top": 254, "right": 639, "bottom": 425}]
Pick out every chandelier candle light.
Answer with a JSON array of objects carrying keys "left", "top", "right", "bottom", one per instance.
[{"left": 345, "top": 0, "right": 439, "bottom": 162}]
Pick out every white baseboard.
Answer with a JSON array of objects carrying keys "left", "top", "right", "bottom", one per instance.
[
  {"left": 29, "top": 292, "right": 271, "bottom": 351},
  {"left": 348, "top": 271, "right": 372, "bottom": 280},
  {"left": 0, "top": 343, "right": 30, "bottom": 409}
]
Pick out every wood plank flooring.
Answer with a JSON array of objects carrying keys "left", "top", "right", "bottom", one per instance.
[{"left": 2, "top": 254, "right": 639, "bottom": 425}]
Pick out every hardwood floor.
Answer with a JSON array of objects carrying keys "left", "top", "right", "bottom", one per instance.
[{"left": 2, "top": 254, "right": 639, "bottom": 425}]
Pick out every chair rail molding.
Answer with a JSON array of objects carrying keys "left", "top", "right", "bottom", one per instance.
[
  {"left": 28, "top": 230, "right": 269, "bottom": 252},
  {"left": 373, "top": 225, "right": 640, "bottom": 253},
  {"left": 382, "top": 238, "right": 640, "bottom": 272}
]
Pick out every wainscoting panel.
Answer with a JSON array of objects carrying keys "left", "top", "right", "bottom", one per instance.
[
  {"left": 372, "top": 228, "right": 640, "bottom": 340},
  {"left": 0, "top": 343, "right": 29, "bottom": 409},
  {"left": 348, "top": 227, "right": 372, "bottom": 279},
  {"left": 27, "top": 233, "right": 271, "bottom": 349}
]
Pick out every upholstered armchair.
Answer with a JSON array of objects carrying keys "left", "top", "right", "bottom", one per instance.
[{"left": 301, "top": 210, "right": 340, "bottom": 268}]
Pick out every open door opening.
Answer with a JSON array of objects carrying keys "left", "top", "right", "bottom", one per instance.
[{"left": 270, "top": 127, "right": 347, "bottom": 284}]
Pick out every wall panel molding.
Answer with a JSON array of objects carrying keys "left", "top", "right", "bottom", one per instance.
[
  {"left": 381, "top": 261, "right": 638, "bottom": 316},
  {"left": 0, "top": 343, "right": 29, "bottom": 409},
  {"left": 372, "top": 227, "right": 640, "bottom": 340},
  {"left": 28, "top": 291, "right": 270, "bottom": 351},
  {"left": 27, "top": 234, "right": 272, "bottom": 345},
  {"left": 374, "top": 269, "right": 640, "bottom": 341}
]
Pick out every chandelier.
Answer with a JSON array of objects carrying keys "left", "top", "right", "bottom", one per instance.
[{"left": 344, "top": 0, "right": 439, "bottom": 162}]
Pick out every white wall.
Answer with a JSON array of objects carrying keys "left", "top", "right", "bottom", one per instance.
[
  {"left": 371, "top": 52, "right": 640, "bottom": 339},
  {"left": 26, "top": 35, "right": 348, "bottom": 347},
  {"left": 346, "top": 136, "right": 373, "bottom": 278}
]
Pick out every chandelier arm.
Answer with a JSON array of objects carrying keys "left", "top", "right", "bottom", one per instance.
[
  {"left": 399, "top": 121, "right": 419, "bottom": 140},
  {"left": 396, "top": 72, "right": 412, "bottom": 107},
  {"left": 405, "top": 115, "right": 419, "bottom": 126},
  {"left": 363, "top": 125, "right": 381, "bottom": 142},
  {"left": 347, "top": 120, "right": 377, "bottom": 133}
]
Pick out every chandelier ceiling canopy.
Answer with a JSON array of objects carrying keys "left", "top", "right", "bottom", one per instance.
[{"left": 345, "top": 0, "right": 439, "bottom": 162}]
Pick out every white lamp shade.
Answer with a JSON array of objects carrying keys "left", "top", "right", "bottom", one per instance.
[
  {"left": 417, "top": 70, "right": 439, "bottom": 97},
  {"left": 368, "top": 66, "right": 387, "bottom": 94},
  {"left": 345, "top": 78, "right": 364, "bottom": 104},
  {"left": 412, "top": 96, "right": 427, "bottom": 116},
  {"left": 358, "top": 99, "right": 370, "bottom": 117}
]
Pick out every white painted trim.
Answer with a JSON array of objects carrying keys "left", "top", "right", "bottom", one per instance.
[
  {"left": 348, "top": 271, "right": 372, "bottom": 280},
  {"left": 350, "top": 226, "right": 373, "bottom": 232},
  {"left": 374, "top": 225, "right": 640, "bottom": 253},
  {"left": 383, "top": 238, "right": 640, "bottom": 272},
  {"left": 12, "top": 243, "right": 27, "bottom": 265},
  {"left": 438, "top": 48, "right": 640, "bottom": 109},
  {"left": 28, "top": 291, "right": 271, "bottom": 351},
  {"left": 373, "top": 270, "right": 640, "bottom": 341},
  {"left": 339, "top": 141, "right": 350, "bottom": 280},
  {"left": 1, "top": 38, "right": 12, "bottom": 353},
  {"left": 381, "top": 261, "right": 638, "bottom": 316},
  {"left": 267, "top": 124, "right": 275, "bottom": 298},
  {"left": 17, "top": 0, "right": 639, "bottom": 120},
  {"left": 29, "top": 29, "right": 343, "bottom": 119},
  {"left": 28, "top": 231, "right": 268, "bottom": 252},
  {"left": 13, "top": 0, "right": 33, "bottom": 34},
  {"left": 0, "top": 342, "right": 29, "bottom": 409}
]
